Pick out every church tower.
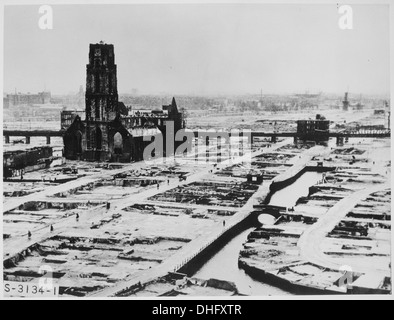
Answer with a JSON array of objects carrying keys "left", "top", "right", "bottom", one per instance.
[
  {"left": 64, "top": 41, "right": 186, "bottom": 163},
  {"left": 85, "top": 42, "right": 119, "bottom": 158},
  {"left": 86, "top": 42, "right": 119, "bottom": 122}
]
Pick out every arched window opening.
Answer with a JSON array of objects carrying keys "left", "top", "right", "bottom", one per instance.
[{"left": 114, "top": 132, "right": 123, "bottom": 154}]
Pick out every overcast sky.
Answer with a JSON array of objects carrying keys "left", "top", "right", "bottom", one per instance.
[{"left": 3, "top": 4, "right": 390, "bottom": 96}]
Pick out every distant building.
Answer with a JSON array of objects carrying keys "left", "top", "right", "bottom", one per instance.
[
  {"left": 297, "top": 114, "right": 330, "bottom": 143},
  {"left": 294, "top": 92, "right": 322, "bottom": 99},
  {"left": 342, "top": 92, "right": 349, "bottom": 111},
  {"left": 3, "top": 146, "right": 53, "bottom": 178},
  {"left": 354, "top": 102, "right": 364, "bottom": 111},
  {"left": 61, "top": 110, "right": 85, "bottom": 130},
  {"left": 63, "top": 42, "right": 185, "bottom": 162},
  {"left": 4, "top": 91, "right": 51, "bottom": 107}
]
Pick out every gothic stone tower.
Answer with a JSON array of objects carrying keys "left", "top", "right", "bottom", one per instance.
[
  {"left": 64, "top": 43, "right": 134, "bottom": 162},
  {"left": 63, "top": 42, "right": 185, "bottom": 162},
  {"left": 85, "top": 42, "right": 119, "bottom": 161}
]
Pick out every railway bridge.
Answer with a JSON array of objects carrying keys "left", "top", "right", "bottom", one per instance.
[{"left": 3, "top": 128, "right": 390, "bottom": 146}]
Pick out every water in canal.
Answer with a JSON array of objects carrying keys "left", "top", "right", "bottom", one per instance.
[
  {"left": 269, "top": 171, "right": 324, "bottom": 208},
  {"left": 192, "top": 171, "right": 323, "bottom": 296}
]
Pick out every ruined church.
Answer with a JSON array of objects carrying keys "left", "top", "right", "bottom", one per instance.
[{"left": 63, "top": 42, "right": 185, "bottom": 162}]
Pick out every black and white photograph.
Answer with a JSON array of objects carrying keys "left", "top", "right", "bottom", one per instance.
[{"left": 1, "top": 0, "right": 392, "bottom": 302}]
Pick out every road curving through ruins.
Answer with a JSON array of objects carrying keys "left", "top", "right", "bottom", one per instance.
[{"left": 297, "top": 182, "right": 391, "bottom": 275}]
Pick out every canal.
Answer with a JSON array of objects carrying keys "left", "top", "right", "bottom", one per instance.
[{"left": 192, "top": 171, "right": 323, "bottom": 296}]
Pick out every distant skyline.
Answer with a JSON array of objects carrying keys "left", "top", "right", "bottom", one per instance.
[{"left": 3, "top": 4, "right": 391, "bottom": 96}]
